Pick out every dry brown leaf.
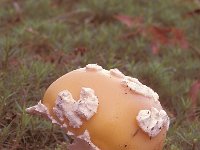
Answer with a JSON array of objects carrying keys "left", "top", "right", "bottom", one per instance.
[
  {"left": 148, "top": 26, "right": 189, "bottom": 54},
  {"left": 183, "top": 9, "right": 200, "bottom": 18},
  {"left": 114, "top": 14, "right": 143, "bottom": 28},
  {"left": 170, "top": 28, "right": 189, "bottom": 49},
  {"left": 189, "top": 80, "right": 200, "bottom": 107},
  {"left": 188, "top": 80, "right": 200, "bottom": 120},
  {"left": 115, "top": 14, "right": 189, "bottom": 55}
]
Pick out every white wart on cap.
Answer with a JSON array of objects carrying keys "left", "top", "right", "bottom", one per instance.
[{"left": 136, "top": 107, "right": 170, "bottom": 137}]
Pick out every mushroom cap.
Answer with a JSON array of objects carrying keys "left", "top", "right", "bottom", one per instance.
[{"left": 41, "top": 67, "right": 168, "bottom": 150}]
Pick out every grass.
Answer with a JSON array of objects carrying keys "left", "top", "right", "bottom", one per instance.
[{"left": 0, "top": 0, "right": 200, "bottom": 149}]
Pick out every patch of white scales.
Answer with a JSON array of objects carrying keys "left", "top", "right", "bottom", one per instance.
[
  {"left": 26, "top": 101, "right": 60, "bottom": 125},
  {"left": 136, "top": 107, "right": 170, "bottom": 137},
  {"left": 26, "top": 100, "right": 48, "bottom": 115},
  {"left": 53, "top": 87, "right": 99, "bottom": 128},
  {"left": 67, "top": 130, "right": 100, "bottom": 150},
  {"left": 61, "top": 123, "right": 68, "bottom": 129},
  {"left": 109, "top": 68, "right": 125, "bottom": 78},
  {"left": 84, "top": 64, "right": 159, "bottom": 101},
  {"left": 86, "top": 64, "right": 103, "bottom": 71},
  {"left": 121, "top": 76, "right": 159, "bottom": 101}
]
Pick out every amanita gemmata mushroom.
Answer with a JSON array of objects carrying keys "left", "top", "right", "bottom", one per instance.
[{"left": 26, "top": 64, "right": 170, "bottom": 150}]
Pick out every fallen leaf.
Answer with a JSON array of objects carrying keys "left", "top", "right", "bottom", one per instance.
[
  {"left": 114, "top": 14, "right": 143, "bottom": 28},
  {"left": 183, "top": 9, "right": 200, "bottom": 18},
  {"left": 170, "top": 28, "right": 189, "bottom": 49},
  {"left": 115, "top": 14, "right": 189, "bottom": 54},
  {"left": 148, "top": 26, "right": 189, "bottom": 54},
  {"left": 148, "top": 26, "right": 171, "bottom": 45},
  {"left": 189, "top": 80, "right": 200, "bottom": 106},
  {"left": 188, "top": 80, "right": 200, "bottom": 120},
  {"left": 74, "top": 47, "right": 88, "bottom": 56}
]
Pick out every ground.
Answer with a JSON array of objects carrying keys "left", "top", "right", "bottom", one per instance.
[{"left": 0, "top": 0, "right": 200, "bottom": 149}]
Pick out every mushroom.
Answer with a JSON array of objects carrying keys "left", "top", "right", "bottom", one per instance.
[{"left": 26, "top": 64, "right": 170, "bottom": 150}]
